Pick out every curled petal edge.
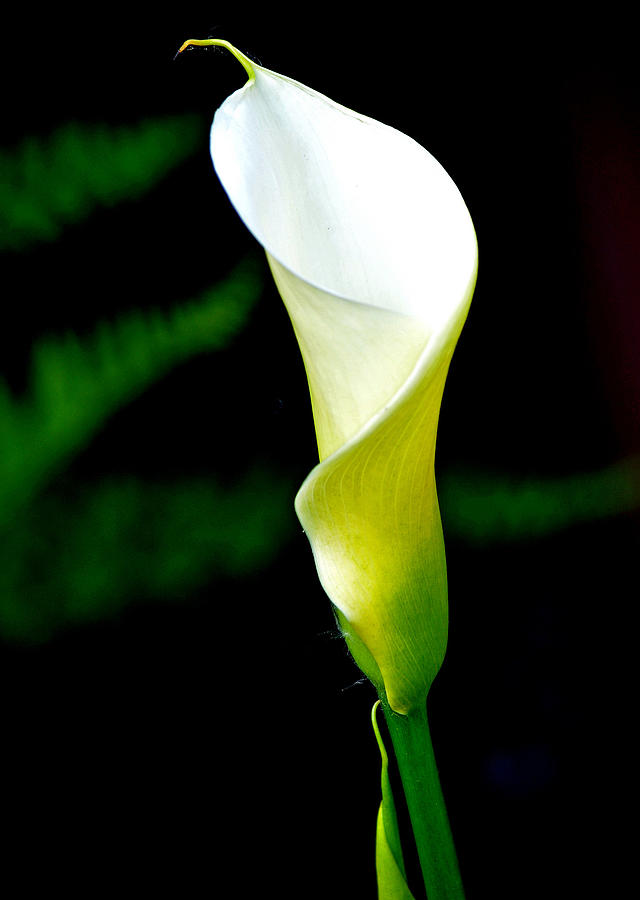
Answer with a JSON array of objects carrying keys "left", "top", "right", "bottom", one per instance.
[{"left": 292, "top": 262, "right": 476, "bottom": 713}]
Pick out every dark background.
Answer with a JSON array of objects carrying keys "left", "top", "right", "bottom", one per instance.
[{"left": 1, "top": 5, "right": 638, "bottom": 898}]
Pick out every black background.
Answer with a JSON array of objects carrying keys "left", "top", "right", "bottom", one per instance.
[{"left": 1, "top": 5, "right": 638, "bottom": 898}]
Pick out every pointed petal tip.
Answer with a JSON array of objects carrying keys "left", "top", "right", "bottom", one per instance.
[{"left": 176, "top": 38, "right": 256, "bottom": 81}]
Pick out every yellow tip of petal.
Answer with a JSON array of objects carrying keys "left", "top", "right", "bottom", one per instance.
[{"left": 176, "top": 38, "right": 256, "bottom": 82}]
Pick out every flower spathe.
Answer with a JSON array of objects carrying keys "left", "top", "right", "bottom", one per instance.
[{"left": 197, "top": 40, "right": 477, "bottom": 714}]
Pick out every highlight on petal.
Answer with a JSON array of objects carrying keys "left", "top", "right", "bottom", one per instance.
[{"left": 203, "top": 42, "right": 478, "bottom": 713}]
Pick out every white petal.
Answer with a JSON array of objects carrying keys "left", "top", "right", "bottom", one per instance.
[{"left": 212, "top": 66, "right": 476, "bottom": 323}]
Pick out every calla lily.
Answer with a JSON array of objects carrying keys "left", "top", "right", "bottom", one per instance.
[{"left": 188, "top": 40, "right": 477, "bottom": 714}]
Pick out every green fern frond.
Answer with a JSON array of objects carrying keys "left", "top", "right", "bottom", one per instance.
[
  {"left": 0, "top": 258, "right": 262, "bottom": 526},
  {"left": 440, "top": 457, "right": 640, "bottom": 543},
  {"left": 0, "top": 115, "right": 204, "bottom": 250},
  {"left": 0, "top": 467, "right": 295, "bottom": 642}
]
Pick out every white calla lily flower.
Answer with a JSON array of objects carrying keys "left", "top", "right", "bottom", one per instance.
[{"left": 190, "top": 40, "right": 477, "bottom": 714}]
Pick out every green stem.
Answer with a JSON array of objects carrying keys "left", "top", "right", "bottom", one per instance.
[{"left": 382, "top": 699, "right": 465, "bottom": 900}]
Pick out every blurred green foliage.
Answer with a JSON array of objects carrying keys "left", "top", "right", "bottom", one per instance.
[
  {"left": 0, "top": 467, "right": 295, "bottom": 643},
  {"left": 2, "top": 114, "right": 287, "bottom": 644},
  {"left": 0, "top": 259, "right": 262, "bottom": 528},
  {"left": 440, "top": 457, "right": 640, "bottom": 544},
  {"left": 0, "top": 115, "right": 204, "bottom": 250}
]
